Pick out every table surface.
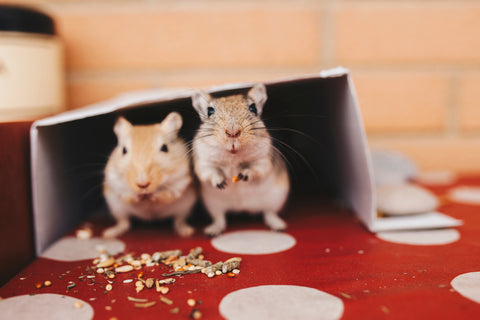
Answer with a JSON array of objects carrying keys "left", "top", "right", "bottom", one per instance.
[{"left": 1, "top": 176, "right": 480, "bottom": 320}]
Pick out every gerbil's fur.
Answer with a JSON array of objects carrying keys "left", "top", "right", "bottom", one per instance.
[
  {"left": 103, "top": 112, "right": 196, "bottom": 238},
  {"left": 192, "top": 83, "right": 290, "bottom": 236}
]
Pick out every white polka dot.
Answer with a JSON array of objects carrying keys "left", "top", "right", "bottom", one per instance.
[
  {"left": 41, "top": 236, "right": 125, "bottom": 261},
  {"left": 211, "top": 230, "right": 296, "bottom": 254},
  {"left": 0, "top": 294, "right": 94, "bottom": 320},
  {"left": 448, "top": 186, "right": 480, "bottom": 205},
  {"left": 376, "top": 229, "right": 460, "bottom": 246},
  {"left": 219, "top": 285, "right": 344, "bottom": 320},
  {"left": 415, "top": 170, "right": 457, "bottom": 186},
  {"left": 451, "top": 272, "right": 480, "bottom": 304}
]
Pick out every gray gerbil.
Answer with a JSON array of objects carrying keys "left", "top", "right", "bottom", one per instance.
[
  {"left": 191, "top": 83, "right": 290, "bottom": 236},
  {"left": 102, "top": 112, "right": 196, "bottom": 238}
]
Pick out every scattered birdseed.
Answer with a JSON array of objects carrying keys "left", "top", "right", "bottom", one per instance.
[
  {"left": 232, "top": 175, "right": 239, "bottom": 183},
  {"left": 35, "top": 282, "right": 43, "bottom": 289},
  {"left": 123, "top": 279, "right": 134, "bottom": 284},
  {"left": 73, "top": 301, "right": 83, "bottom": 309},
  {"left": 106, "top": 284, "right": 113, "bottom": 291},
  {"left": 67, "top": 282, "right": 76, "bottom": 290},
  {"left": 44, "top": 280, "right": 52, "bottom": 287}
]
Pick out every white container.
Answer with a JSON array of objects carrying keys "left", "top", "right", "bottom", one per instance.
[{"left": 0, "top": 5, "right": 65, "bottom": 121}]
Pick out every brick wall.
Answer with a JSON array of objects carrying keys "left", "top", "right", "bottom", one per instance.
[{"left": 6, "top": 0, "right": 480, "bottom": 173}]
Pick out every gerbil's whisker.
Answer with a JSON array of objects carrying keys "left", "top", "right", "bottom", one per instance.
[{"left": 269, "top": 135, "right": 320, "bottom": 185}]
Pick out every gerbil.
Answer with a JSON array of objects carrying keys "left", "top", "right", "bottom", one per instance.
[
  {"left": 191, "top": 83, "right": 290, "bottom": 236},
  {"left": 102, "top": 112, "right": 196, "bottom": 238}
]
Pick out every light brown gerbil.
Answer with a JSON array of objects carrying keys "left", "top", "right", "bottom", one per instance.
[{"left": 102, "top": 112, "right": 196, "bottom": 238}]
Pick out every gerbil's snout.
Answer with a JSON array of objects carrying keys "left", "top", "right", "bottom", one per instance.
[{"left": 225, "top": 129, "right": 241, "bottom": 138}]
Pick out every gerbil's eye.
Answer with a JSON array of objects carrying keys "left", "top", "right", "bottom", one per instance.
[
  {"left": 249, "top": 103, "right": 257, "bottom": 115},
  {"left": 122, "top": 146, "right": 128, "bottom": 155},
  {"left": 160, "top": 144, "right": 168, "bottom": 153},
  {"left": 207, "top": 106, "right": 215, "bottom": 117}
]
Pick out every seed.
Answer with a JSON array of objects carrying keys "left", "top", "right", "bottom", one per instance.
[
  {"left": 145, "top": 278, "right": 154, "bottom": 289},
  {"left": 187, "top": 298, "right": 196, "bottom": 307},
  {"left": 191, "top": 309, "right": 203, "bottom": 319},
  {"left": 106, "top": 284, "right": 113, "bottom": 291},
  {"left": 115, "top": 265, "right": 134, "bottom": 273},
  {"left": 141, "top": 253, "right": 151, "bottom": 261},
  {"left": 134, "top": 301, "right": 156, "bottom": 308},
  {"left": 74, "top": 301, "right": 83, "bottom": 309},
  {"left": 108, "top": 273, "right": 115, "bottom": 279},
  {"left": 44, "top": 280, "right": 52, "bottom": 287},
  {"left": 97, "top": 257, "right": 115, "bottom": 268},
  {"left": 158, "top": 278, "right": 175, "bottom": 284},
  {"left": 215, "top": 270, "right": 222, "bottom": 276},
  {"left": 136, "top": 284, "right": 144, "bottom": 293},
  {"left": 35, "top": 282, "right": 43, "bottom": 289},
  {"left": 227, "top": 272, "right": 235, "bottom": 278},
  {"left": 97, "top": 268, "right": 105, "bottom": 274},
  {"left": 160, "top": 296, "right": 173, "bottom": 305},
  {"left": 161, "top": 287, "right": 169, "bottom": 294},
  {"left": 123, "top": 279, "right": 133, "bottom": 284},
  {"left": 75, "top": 228, "right": 92, "bottom": 240},
  {"left": 232, "top": 269, "right": 240, "bottom": 274},
  {"left": 137, "top": 271, "right": 144, "bottom": 278}
]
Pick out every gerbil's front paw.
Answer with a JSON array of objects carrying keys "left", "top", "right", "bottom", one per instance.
[
  {"left": 233, "top": 171, "right": 250, "bottom": 183},
  {"left": 211, "top": 174, "right": 227, "bottom": 189}
]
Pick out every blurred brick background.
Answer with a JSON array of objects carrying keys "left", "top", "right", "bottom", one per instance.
[{"left": 5, "top": 0, "right": 480, "bottom": 173}]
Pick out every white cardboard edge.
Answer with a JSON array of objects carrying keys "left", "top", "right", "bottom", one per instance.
[
  {"left": 370, "top": 212, "right": 463, "bottom": 232},
  {"left": 31, "top": 67, "right": 350, "bottom": 129}
]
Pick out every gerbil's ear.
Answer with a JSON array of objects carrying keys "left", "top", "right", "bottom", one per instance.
[
  {"left": 247, "top": 83, "right": 268, "bottom": 115},
  {"left": 159, "top": 112, "right": 183, "bottom": 141},
  {"left": 191, "top": 91, "right": 212, "bottom": 119},
  {"left": 113, "top": 117, "right": 132, "bottom": 137}
]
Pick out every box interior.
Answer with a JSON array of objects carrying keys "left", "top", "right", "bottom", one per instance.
[{"left": 32, "top": 73, "right": 376, "bottom": 254}]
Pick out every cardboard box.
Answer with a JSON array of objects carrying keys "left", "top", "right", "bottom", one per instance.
[{"left": 30, "top": 68, "right": 461, "bottom": 255}]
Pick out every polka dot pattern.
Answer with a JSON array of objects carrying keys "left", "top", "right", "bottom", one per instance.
[
  {"left": 0, "top": 294, "right": 93, "bottom": 320},
  {"left": 376, "top": 229, "right": 460, "bottom": 246},
  {"left": 448, "top": 186, "right": 480, "bottom": 205},
  {"left": 40, "top": 236, "right": 125, "bottom": 261},
  {"left": 211, "top": 230, "right": 296, "bottom": 254},
  {"left": 451, "top": 272, "right": 480, "bottom": 304},
  {"left": 219, "top": 285, "right": 344, "bottom": 320}
]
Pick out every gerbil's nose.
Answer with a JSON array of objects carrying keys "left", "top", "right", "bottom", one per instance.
[
  {"left": 136, "top": 181, "right": 151, "bottom": 189},
  {"left": 225, "top": 129, "right": 241, "bottom": 138}
]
